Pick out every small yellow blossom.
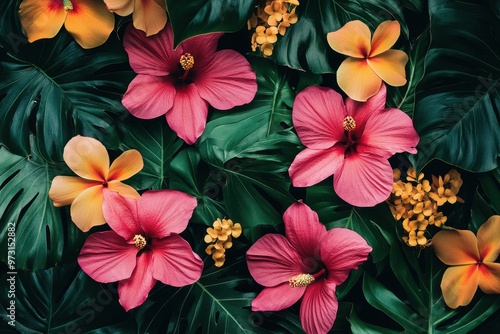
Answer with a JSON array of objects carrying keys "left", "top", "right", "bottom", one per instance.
[{"left": 204, "top": 218, "right": 242, "bottom": 267}]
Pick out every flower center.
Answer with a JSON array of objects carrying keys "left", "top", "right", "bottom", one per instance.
[
  {"left": 180, "top": 53, "right": 195, "bottom": 71},
  {"left": 289, "top": 273, "right": 315, "bottom": 287},
  {"left": 63, "top": 0, "right": 73, "bottom": 10},
  {"left": 133, "top": 234, "right": 147, "bottom": 249},
  {"left": 343, "top": 116, "right": 356, "bottom": 131}
]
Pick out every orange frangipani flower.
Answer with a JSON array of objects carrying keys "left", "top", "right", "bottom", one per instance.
[
  {"left": 49, "top": 135, "right": 143, "bottom": 232},
  {"left": 327, "top": 20, "right": 408, "bottom": 102},
  {"left": 19, "top": 0, "right": 115, "bottom": 49},
  {"left": 432, "top": 216, "right": 500, "bottom": 309}
]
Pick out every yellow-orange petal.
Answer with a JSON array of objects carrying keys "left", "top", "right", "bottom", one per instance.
[
  {"left": 70, "top": 185, "right": 105, "bottom": 231},
  {"left": 478, "top": 262, "right": 500, "bottom": 294},
  {"left": 132, "top": 0, "right": 167, "bottom": 37},
  {"left": 64, "top": 0, "right": 115, "bottom": 49},
  {"left": 432, "top": 229, "right": 479, "bottom": 265},
  {"left": 369, "top": 20, "right": 401, "bottom": 57},
  {"left": 63, "top": 135, "right": 109, "bottom": 181},
  {"left": 327, "top": 20, "right": 371, "bottom": 58},
  {"left": 104, "top": 0, "right": 134, "bottom": 16},
  {"left": 477, "top": 215, "right": 500, "bottom": 262},
  {"left": 49, "top": 176, "right": 101, "bottom": 207},
  {"left": 441, "top": 265, "right": 479, "bottom": 309},
  {"left": 107, "top": 149, "right": 143, "bottom": 181},
  {"left": 366, "top": 49, "right": 408, "bottom": 86},
  {"left": 19, "top": 0, "right": 66, "bottom": 43},
  {"left": 106, "top": 180, "right": 141, "bottom": 199},
  {"left": 336, "top": 57, "right": 382, "bottom": 102}
]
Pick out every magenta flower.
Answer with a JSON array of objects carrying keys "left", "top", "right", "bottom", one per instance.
[
  {"left": 78, "top": 189, "right": 203, "bottom": 311},
  {"left": 122, "top": 23, "right": 258, "bottom": 144},
  {"left": 246, "top": 201, "right": 372, "bottom": 334},
  {"left": 289, "top": 84, "right": 419, "bottom": 207}
]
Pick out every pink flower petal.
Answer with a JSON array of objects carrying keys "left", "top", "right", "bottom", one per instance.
[
  {"left": 292, "top": 86, "right": 346, "bottom": 149},
  {"left": 103, "top": 189, "right": 142, "bottom": 241},
  {"left": 118, "top": 251, "right": 157, "bottom": 311},
  {"left": 180, "top": 32, "right": 223, "bottom": 69},
  {"left": 123, "top": 23, "right": 181, "bottom": 76},
  {"left": 251, "top": 283, "right": 306, "bottom": 312},
  {"left": 333, "top": 152, "right": 393, "bottom": 207},
  {"left": 137, "top": 190, "right": 197, "bottom": 239},
  {"left": 122, "top": 74, "right": 176, "bottom": 119},
  {"left": 246, "top": 234, "right": 306, "bottom": 287},
  {"left": 299, "top": 279, "right": 338, "bottom": 334},
  {"left": 194, "top": 50, "right": 257, "bottom": 110},
  {"left": 320, "top": 228, "right": 371, "bottom": 285},
  {"left": 345, "top": 83, "right": 386, "bottom": 135},
  {"left": 150, "top": 234, "right": 203, "bottom": 287},
  {"left": 284, "top": 202, "right": 326, "bottom": 264},
  {"left": 289, "top": 145, "right": 345, "bottom": 187},
  {"left": 78, "top": 231, "right": 138, "bottom": 282},
  {"left": 357, "top": 107, "right": 419, "bottom": 158},
  {"left": 165, "top": 83, "right": 209, "bottom": 145}
]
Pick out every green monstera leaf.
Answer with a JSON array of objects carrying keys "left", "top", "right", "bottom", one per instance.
[
  {"left": 411, "top": 0, "right": 500, "bottom": 172},
  {"left": 0, "top": 0, "right": 132, "bottom": 162}
]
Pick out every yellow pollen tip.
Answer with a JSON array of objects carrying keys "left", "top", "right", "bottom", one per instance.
[
  {"left": 133, "top": 234, "right": 147, "bottom": 249},
  {"left": 343, "top": 116, "right": 356, "bottom": 131},
  {"left": 63, "top": 0, "right": 73, "bottom": 10},
  {"left": 289, "top": 273, "right": 315, "bottom": 287},
  {"left": 180, "top": 53, "right": 195, "bottom": 70}
]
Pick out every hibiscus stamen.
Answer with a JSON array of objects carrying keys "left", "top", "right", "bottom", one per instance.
[
  {"left": 180, "top": 53, "right": 195, "bottom": 71},
  {"left": 289, "top": 273, "right": 315, "bottom": 287},
  {"left": 342, "top": 116, "right": 356, "bottom": 131},
  {"left": 63, "top": 0, "right": 73, "bottom": 11},
  {"left": 133, "top": 234, "right": 147, "bottom": 249}
]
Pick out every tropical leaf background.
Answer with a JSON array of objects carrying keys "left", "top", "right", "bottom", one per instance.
[{"left": 1, "top": 0, "right": 499, "bottom": 332}]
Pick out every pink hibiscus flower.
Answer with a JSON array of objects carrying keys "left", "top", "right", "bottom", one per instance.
[
  {"left": 78, "top": 189, "right": 203, "bottom": 311},
  {"left": 246, "top": 201, "right": 372, "bottom": 334},
  {"left": 289, "top": 84, "right": 419, "bottom": 207},
  {"left": 122, "top": 23, "right": 258, "bottom": 144}
]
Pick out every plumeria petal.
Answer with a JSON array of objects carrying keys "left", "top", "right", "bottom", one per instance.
[
  {"left": 118, "top": 251, "right": 156, "bottom": 311},
  {"left": 19, "top": 0, "right": 66, "bottom": 43},
  {"left": 320, "top": 228, "right": 371, "bottom": 285},
  {"left": 246, "top": 234, "right": 306, "bottom": 287},
  {"left": 64, "top": 0, "right": 114, "bottom": 49},
  {"left": 333, "top": 152, "right": 393, "bottom": 207},
  {"left": 432, "top": 229, "right": 480, "bottom": 265},
  {"left": 292, "top": 86, "right": 346, "bottom": 149},
  {"left": 70, "top": 185, "right": 105, "bottom": 231},
  {"left": 138, "top": 190, "right": 197, "bottom": 238},
  {"left": 284, "top": 202, "right": 326, "bottom": 263},
  {"left": 345, "top": 83, "right": 386, "bottom": 134},
  {"left": 251, "top": 283, "right": 306, "bottom": 312},
  {"left": 326, "top": 20, "right": 371, "bottom": 58},
  {"left": 441, "top": 265, "right": 479, "bottom": 309},
  {"left": 49, "top": 176, "right": 100, "bottom": 207},
  {"left": 122, "top": 75, "right": 176, "bottom": 119},
  {"left": 78, "top": 230, "right": 138, "bottom": 282},
  {"left": 106, "top": 181, "right": 141, "bottom": 200},
  {"left": 150, "top": 234, "right": 203, "bottom": 287},
  {"left": 337, "top": 58, "right": 382, "bottom": 102},
  {"left": 478, "top": 262, "right": 500, "bottom": 294},
  {"left": 103, "top": 189, "right": 141, "bottom": 241},
  {"left": 108, "top": 149, "right": 144, "bottom": 181},
  {"left": 104, "top": 0, "right": 134, "bottom": 16},
  {"left": 195, "top": 50, "right": 257, "bottom": 110},
  {"left": 63, "top": 135, "right": 109, "bottom": 181},
  {"left": 132, "top": 0, "right": 167, "bottom": 37},
  {"left": 299, "top": 280, "right": 338, "bottom": 334},
  {"left": 366, "top": 49, "right": 408, "bottom": 86},
  {"left": 357, "top": 107, "right": 419, "bottom": 158},
  {"left": 369, "top": 20, "right": 401, "bottom": 57},
  {"left": 165, "top": 83, "right": 209, "bottom": 145},
  {"left": 289, "top": 145, "right": 345, "bottom": 187},
  {"left": 476, "top": 215, "right": 500, "bottom": 262}
]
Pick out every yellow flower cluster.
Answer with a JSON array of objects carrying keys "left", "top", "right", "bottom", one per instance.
[
  {"left": 204, "top": 218, "right": 242, "bottom": 267},
  {"left": 387, "top": 167, "right": 464, "bottom": 247},
  {"left": 247, "top": 0, "right": 299, "bottom": 57}
]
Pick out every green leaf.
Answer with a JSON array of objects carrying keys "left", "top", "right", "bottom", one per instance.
[
  {"left": 0, "top": 0, "right": 132, "bottom": 161},
  {"left": 0, "top": 263, "right": 133, "bottom": 332},
  {"left": 0, "top": 146, "right": 83, "bottom": 270},
  {"left": 412, "top": 0, "right": 500, "bottom": 172},
  {"left": 166, "top": 0, "right": 254, "bottom": 46},
  {"left": 270, "top": 0, "right": 408, "bottom": 73},
  {"left": 119, "top": 119, "right": 184, "bottom": 190},
  {"left": 470, "top": 191, "right": 495, "bottom": 233},
  {"left": 478, "top": 167, "right": 500, "bottom": 213}
]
